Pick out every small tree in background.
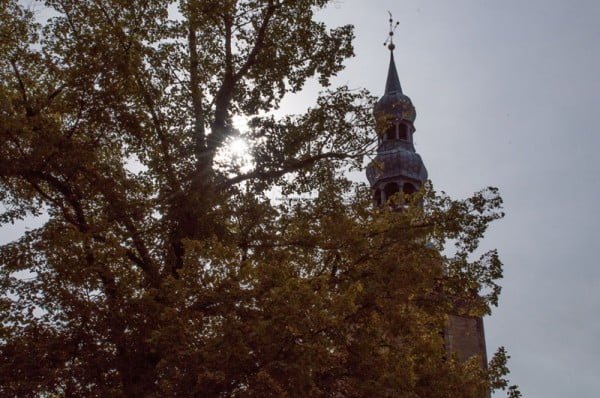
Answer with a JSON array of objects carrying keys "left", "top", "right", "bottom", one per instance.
[{"left": 0, "top": 1, "right": 518, "bottom": 396}]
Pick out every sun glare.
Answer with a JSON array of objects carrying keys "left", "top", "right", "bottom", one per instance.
[
  {"left": 229, "top": 138, "right": 248, "bottom": 157},
  {"left": 214, "top": 115, "right": 254, "bottom": 174},
  {"left": 214, "top": 136, "right": 254, "bottom": 175}
]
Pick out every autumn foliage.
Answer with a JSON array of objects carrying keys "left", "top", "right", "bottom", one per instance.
[{"left": 0, "top": 1, "right": 517, "bottom": 396}]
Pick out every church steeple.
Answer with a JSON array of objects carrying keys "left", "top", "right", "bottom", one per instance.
[
  {"left": 366, "top": 15, "right": 427, "bottom": 207},
  {"left": 383, "top": 13, "right": 402, "bottom": 95},
  {"left": 384, "top": 51, "right": 403, "bottom": 95},
  {"left": 366, "top": 19, "right": 489, "bottom": 388}
]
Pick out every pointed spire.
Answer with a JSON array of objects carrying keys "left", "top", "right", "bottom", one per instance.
[
  {"left": 385, "top": 51, "right": 403, "bottom": 94},
  {"left": 383, "top": 12, "right": 402, "bottom": 94}
]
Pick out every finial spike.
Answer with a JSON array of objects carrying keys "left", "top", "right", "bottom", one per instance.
[
  {"left": 384, "top": 11, "right": 400, "bottom": 51},
  {"left": 381, "top": 12, "right": 403, "bottom": 94}
]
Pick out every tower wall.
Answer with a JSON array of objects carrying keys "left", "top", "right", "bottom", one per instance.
[{"left": 445, "top": 315, "right": 487, "bottom": 368}]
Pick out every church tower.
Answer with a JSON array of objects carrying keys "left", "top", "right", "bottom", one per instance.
[
  {"left": 365, "top": 42, "right": 427, "bottom": 205},
  {"left": 366, "top": 17, "right": 489, "bottom": 374}
]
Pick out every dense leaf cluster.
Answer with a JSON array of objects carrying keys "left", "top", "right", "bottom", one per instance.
[{"left": 0, "top": 1, "right": 517, "bottom": 396}]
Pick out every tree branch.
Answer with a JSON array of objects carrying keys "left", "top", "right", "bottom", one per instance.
[
  {"left": 222, "top": 152, "right": 350, "bottom": 188},
  {"left": 233, "top": 0, "right": 277, "bottom": 82},
  {"left": 188, "top": 14, "right": 206, "bottom": 160},
  {"left": 10, "top": 60, "right": 34, "bottom": 116},
  {"left": 206, "top": 1, "right": 279, "bottom": 154}
]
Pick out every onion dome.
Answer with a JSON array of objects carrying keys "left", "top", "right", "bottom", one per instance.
[
  {"left": 366, "top": 148, "right": 428, "bottom": 186},
  {"left": 373, "top": 51, "right": 416, "bottom": 124}
]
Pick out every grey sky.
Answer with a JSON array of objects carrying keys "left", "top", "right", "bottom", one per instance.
[
  {"left": 2, "top": 1, "right": 599, "bottom": 396},
  {"left": 304, "top": 1, "right": 600, "bottom": 396}
]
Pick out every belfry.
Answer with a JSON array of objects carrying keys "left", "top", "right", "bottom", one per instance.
[{"left": 366, "top": 16, "right": 489, "bottom": 377}]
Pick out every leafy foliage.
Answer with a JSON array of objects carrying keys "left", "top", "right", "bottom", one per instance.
[{"left": 0, "top": 0, "right": 518, "bottom": 396}]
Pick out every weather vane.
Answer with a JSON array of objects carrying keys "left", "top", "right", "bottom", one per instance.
[{"left": 383, "top": 11, "right": 400, "bottom": 51}]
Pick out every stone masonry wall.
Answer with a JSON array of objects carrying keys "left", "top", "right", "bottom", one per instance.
[{"left": 445, "top": 315, "right": 488, "bottom": 368}]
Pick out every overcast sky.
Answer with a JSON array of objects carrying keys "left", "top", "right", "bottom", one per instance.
[
  {"left": 3, "top": 1, "right": 599, "bottom": 396},
  {"left": 301, "top": 1, "right": 600, "bottom": 396}
]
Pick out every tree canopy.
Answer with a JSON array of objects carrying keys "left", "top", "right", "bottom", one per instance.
[{"left": 0, "top": 1, "right": 518, "bottom": 396}]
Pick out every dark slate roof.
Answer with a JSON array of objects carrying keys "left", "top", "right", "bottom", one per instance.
[
  {"left": 366, "top": 147, "right": 428, "bottom": 186},
  {"left": 385, "top": 52, "right": 403, "bottom": 95}
]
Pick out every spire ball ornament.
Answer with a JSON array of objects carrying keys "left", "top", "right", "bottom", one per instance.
[{"left": 383, "top": 12, "right": 400, "bottom": 51}]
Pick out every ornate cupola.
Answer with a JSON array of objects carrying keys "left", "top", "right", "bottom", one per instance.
[{"left": 366, "top": 18, "right": 428, "bottom": 206}]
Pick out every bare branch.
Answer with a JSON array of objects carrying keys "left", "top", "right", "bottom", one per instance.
[{"left": 10, "top": 60, "right": 34, "bottom": 116}]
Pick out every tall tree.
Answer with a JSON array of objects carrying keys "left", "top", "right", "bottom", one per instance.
[{"left": 0, "top": 1, "right": 517, "bottom": 396}]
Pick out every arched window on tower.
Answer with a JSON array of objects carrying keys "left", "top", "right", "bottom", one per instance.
[
  {"left": 400, "top": 183, "right": 417, "bottom": 209},
  {"left": 403, "top": 183, "right": 416, "bottom": 195},
  {"left": 384, "top": 125, "right": 397, "bottom": 140},
  {"left": 398, "top": 123, "right": 408, "bottom": 140},
  {"left": 384, "top": 182, "right": 400, "bottom": 202},
  {"left": 373, "top": 188, "right": 382, "bottom": 206}
]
